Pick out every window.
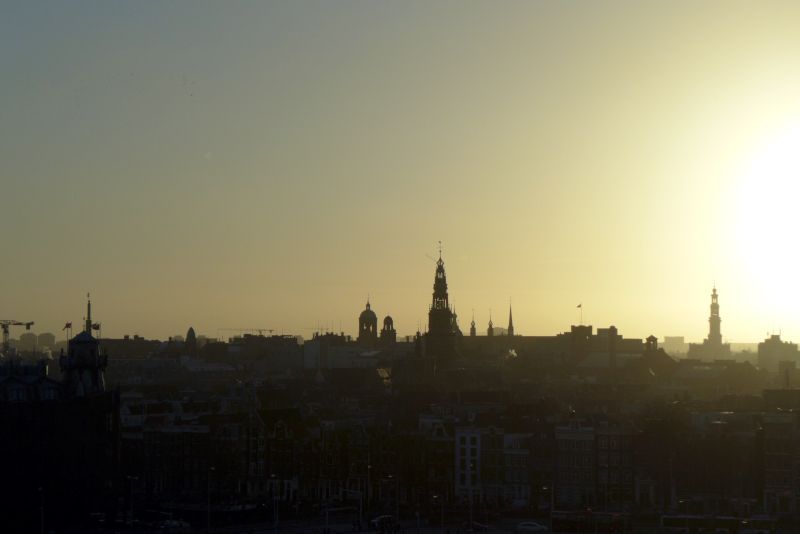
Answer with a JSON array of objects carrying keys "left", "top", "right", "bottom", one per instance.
[
  {"left": 583, "top": 473, "right": 591, "bottom": 483},
  {"left": 582, "top": 457, "right": 590, "bottom": 468},
  {"left": 460, "top": 437, "right": 466, "bottom": 445},
  {"left": 470, "top": 437, "right": 477, "bottom": 446},
  {"left": 599, "top": 453, "right": 607, "bottom": 466},
  {"left": 571, "top": 472, "right": 580, "bottom": 483},
  {"left": 599, "top": 471, "right": 608, "bottom": 483},
  {"left": 610, "top": 438, "right": 619, "bottom": 450},
  {"left": 610, "top": 454, "right": 619, "bottom": 467},
  {"left": 622, "top": 438, "right": 630, "bottom": 449},
  {"left": 599, "top": 438, "right": 608, "bottom": 449},
  {"left": 558, "top": 440, "right": 566, "bottom": 450},
  {"left": 470, "top": 474, "right": 476, "bottom": 485},
  {"left": 460, "top": 459, "right": 466, "bottom": 470},
  {"left": 622, "top": 455, "right": 631, "bottom": 467},
  {"left": 460, "top": 473, "right": 466, "bottom": 485},
  {"left": 460, "top": 448, "right": 466, "bottom": 457},
  {"left": 8, "top": 388, "right": 26, "bottom": 401},
  {"left": 611, "top": 472, "right": 619, "bottom": 483},
  {"left": 42, "top": 388, "right": 57, "bottom": 400},
  {"left": 623, "top": 472, "right": 632, "bottom": 484},
  {"left": 471, "top": 448, "right": 476, "bottom": 457}
]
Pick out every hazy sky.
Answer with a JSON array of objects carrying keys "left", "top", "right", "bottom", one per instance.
[{"left": 4, "top": 2, "right": 800, "bottom": 344}]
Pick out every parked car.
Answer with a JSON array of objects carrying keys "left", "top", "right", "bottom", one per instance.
[
  {"left": 369, "top": 515, "right": 397, "bottom": 530},
  {"left": 462, "top": 521, "right": 489, "bottom": 531},
  {"left": 516, "top": 522, "right": 548, "bottom": 533}
]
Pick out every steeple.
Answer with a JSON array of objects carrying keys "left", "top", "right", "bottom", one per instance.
[
  {"left": 508, "top": 301, "right": 514, "bottom": 337},
  {"left": 487, "top": 310, "right": 494, "bottom": 337},
  {"left": 470, "top": 309, "right": 476, "bottom": 337},
  {"left": 426, "top": 246, "right": 456, "bottom": 370},
  {"left": 708, "top": 286, "right": 722, "bottom": 345},
  {"left": 85, "top": 293, "right": 92, "bottom": 333}
]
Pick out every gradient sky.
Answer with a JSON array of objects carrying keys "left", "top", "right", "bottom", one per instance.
[{"left": 4, "top": 2, "right": 800, "bottom": 344}]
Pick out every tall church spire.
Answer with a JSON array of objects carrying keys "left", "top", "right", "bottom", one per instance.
[
  {"left": 426, "top": 249, "right": 456, "bottom": 370},
  {"left": 85, "top": 293, "right": 92, "bottom": 333},
  {"left": 708, "top": 286, "right": 722, "bottom": 345},
  {"left": 508, "top": 301, "right": 514, "bottom": 337}
]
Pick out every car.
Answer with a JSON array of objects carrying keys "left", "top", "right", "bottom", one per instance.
[
  {"left": 516, "top": 522, "right": 548, "bottom": 533},
  {"left": 462, "top": 521, "right": 489, "bottom": 532},
  {"left": 369, "top": 515, "right": 397, "bottom": 530}
]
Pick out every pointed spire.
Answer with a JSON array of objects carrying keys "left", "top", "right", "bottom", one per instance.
[
  {"left": 508, "top": 299, "right": 514, "bottom": 337},
  {"left": 85, "top": 293, "right": 92, "bottom": 333}
]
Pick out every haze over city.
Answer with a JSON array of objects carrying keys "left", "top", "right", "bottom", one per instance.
[{"left": 4, "top": 1, "right": 800, "bottom": 343}]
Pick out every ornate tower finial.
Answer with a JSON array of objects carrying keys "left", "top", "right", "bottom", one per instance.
[{"left": 470, "top": 308, "right": 476, "bottom": 337}]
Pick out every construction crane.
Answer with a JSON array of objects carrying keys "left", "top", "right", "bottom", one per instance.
[{"left": 1, "top": 320, "right": 34, "bottom": 355}]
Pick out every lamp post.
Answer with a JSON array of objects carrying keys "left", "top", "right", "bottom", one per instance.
[
  {"left": 388, "top": 474, "right": 399, "bottom": 520},
  {"left": 38, "top": 487, "right": 44, "bottom": 534},
  {"left": 343, "top": 489, "right": 363, "bottom": 526},
  {"left": 127, "top": 476, "right": 138, "bottom": 523},
  {"left": 207, "top": 466, "right": 215, "bottom": 531},
  {"left": 433, "top": 494, "right": 444, "bottom": 534},
  {"left": 270, "top": 474, "right": 280, "bottom": 530}
]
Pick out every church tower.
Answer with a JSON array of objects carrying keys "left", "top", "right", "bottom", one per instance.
[
  {"left": 60, "top": 296, "right": 107, "bottom": 397},
  {"left": 508, "top": 303, "right": 514, "bottom": 337},
  {"left": 426, "top": 251, "right": 456, "bottom": 369},
  {"left": 708, "top": 286, "right": 722, "bottom": 346},
  {"left": 357, "top": 299, "right": 378, "bottom": 347},
  {"left": 470, "top": 310, "right": 476, "bottom": 337},
  {"left": 487, "top": 311, "right": 494, "bottom": 337},
  {"left": 380, "top": 316, "right": 397, "bottom": 347}
]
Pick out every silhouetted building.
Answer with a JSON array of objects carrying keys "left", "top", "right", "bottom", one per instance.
[
  {"left": 758, "top": 334, "right": 799, "bottom": 373},
  {"left": 380, "top": 316, "right": 396, "bottom": 347},
  {"left": 0, "top": 298, "right": 119, "bottom": 533},
  {"left": 426, "top": 253, "right": 457, "bottom": 371},
  {"left": 357, "top": 300, "right": 378, "bottom": 347},
  {"left": 688, "top": 287, "right": 732, "bottom": 361}
]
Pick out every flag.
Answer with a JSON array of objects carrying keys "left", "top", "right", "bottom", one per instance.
[
  {"left": 63, "top": 322, "right": 72, "bottom": 330},
  {"left": 577, "top": 304, "right": 582, "bottom": 308},
  {"left": 92, "top": 323, "right": 101, "bottom": 330}
]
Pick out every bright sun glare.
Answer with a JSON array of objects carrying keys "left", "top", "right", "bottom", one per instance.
[{"left": 736, "top": 122, "right": 800, "bottom": 312}]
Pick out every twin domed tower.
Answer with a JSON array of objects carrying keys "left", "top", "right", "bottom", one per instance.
[{"left": 357, "top": 299, "right": 396, "bottom": 348}]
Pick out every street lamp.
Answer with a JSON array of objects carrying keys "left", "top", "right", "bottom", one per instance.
[
  {"left": 433, "top": 494, "right": 444, "bottom": 534},
  {"left": 208, "top": 466, "right": 215, "bottom": 531},
  {"left": 126, "top": 476, "right": 138, "bottom": 523},
  {"left": 388, "top": 474, "right": 399, "bottom": 520},
  {"left": 271, "top": 474, "right": 279, "bottom": 530},
  {"left": 38, "top": 487, "right": 44, "bottom": 534}
]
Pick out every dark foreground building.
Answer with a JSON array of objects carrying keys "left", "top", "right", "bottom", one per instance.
[{"left": 0, "top": 300, "right": 120, "bottom": 533}]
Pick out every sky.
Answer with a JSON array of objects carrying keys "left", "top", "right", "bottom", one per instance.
[{"left": 3, "top": 1, "right": 800, "bottom": 344}]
